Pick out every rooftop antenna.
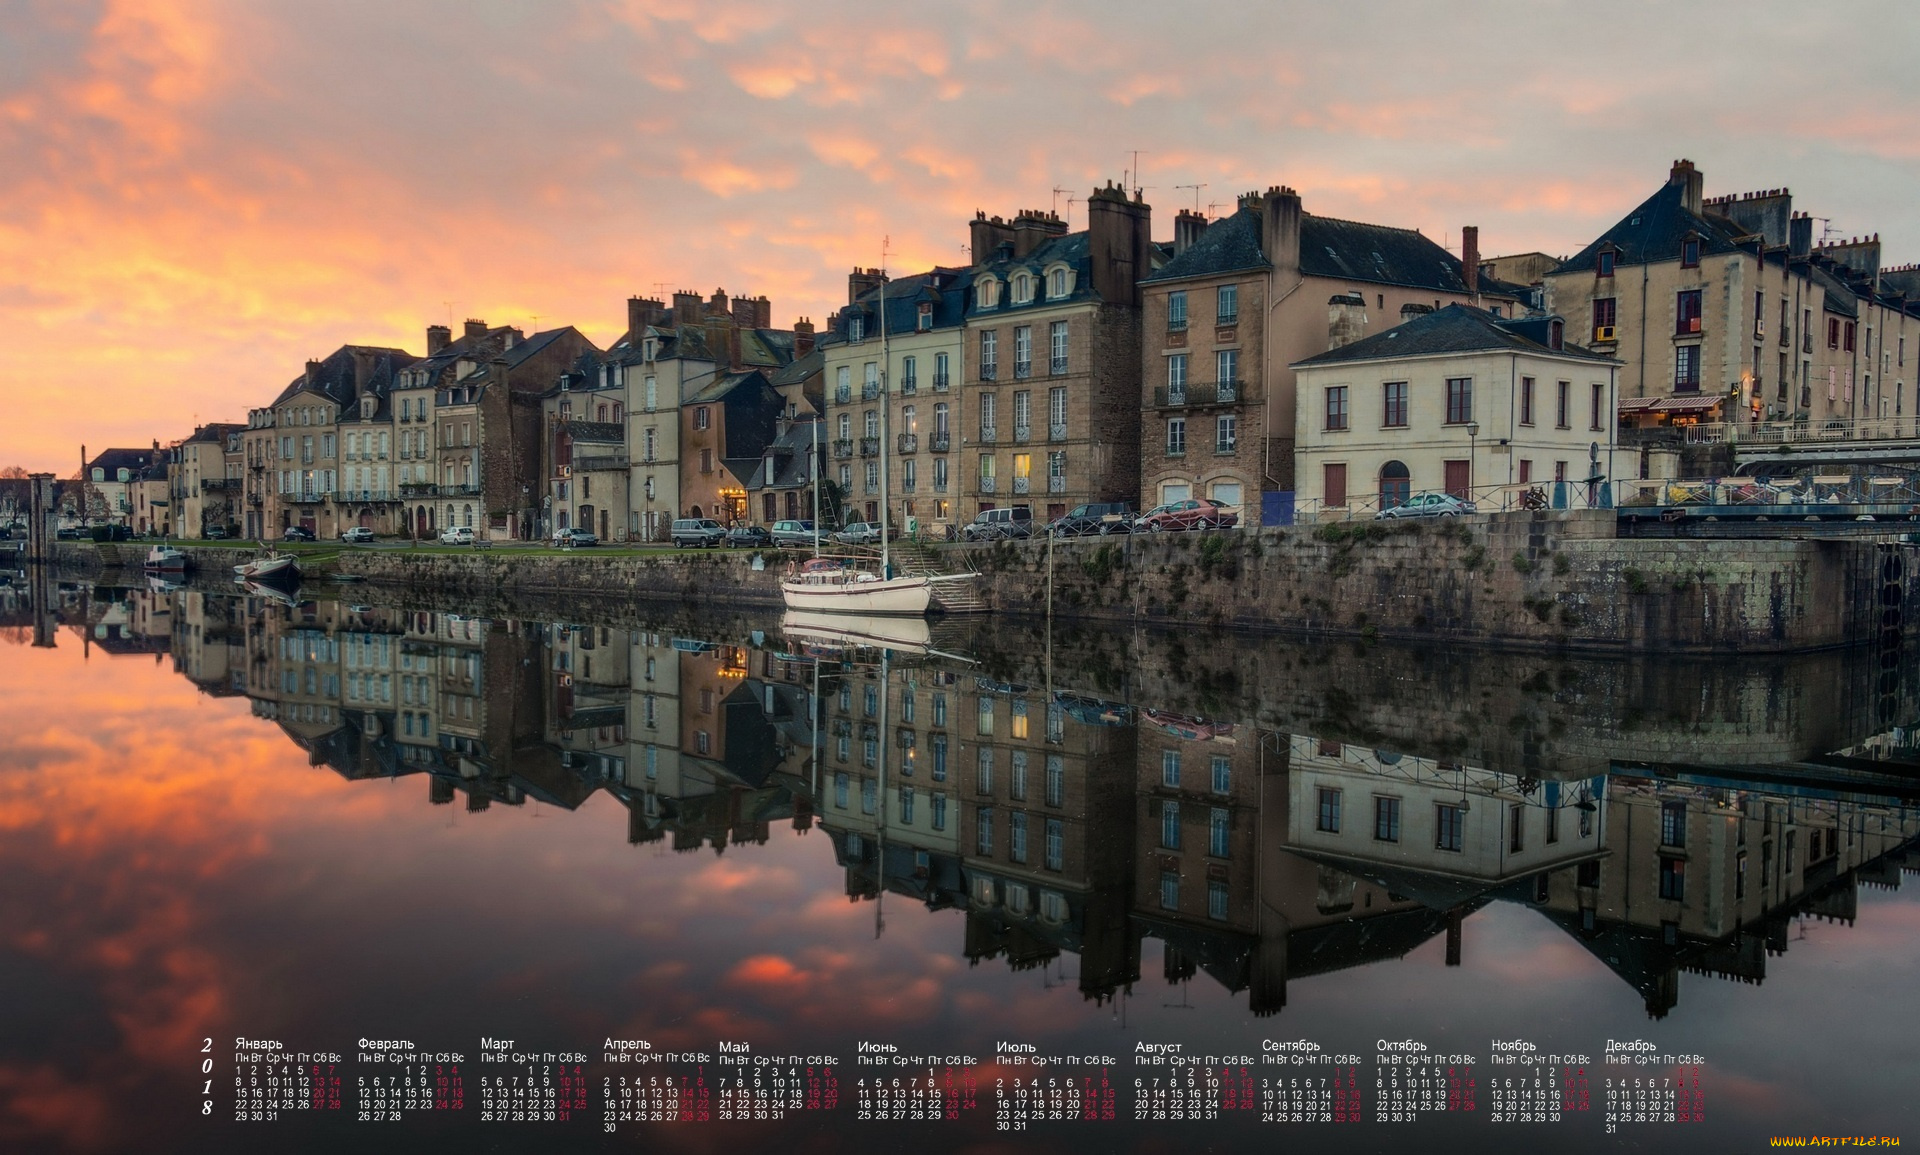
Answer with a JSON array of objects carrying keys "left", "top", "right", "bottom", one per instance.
[
  {"left": 1051, "top": 186, "right": 1078, "bottom": 222},
  {"left": 1128, "top": 149, "right": 1147, "bottom": 198},
  {"left": 1174, "top": 183, "right": 1206, "bottom": 213},
  {"left": 1206, "top": 199, "right": 1226, "bottom": 218},
  {"left": 652, "top": 282, "right": 671, "bottom": 297}
]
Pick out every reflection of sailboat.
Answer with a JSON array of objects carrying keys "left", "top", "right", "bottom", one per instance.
[
  {"left": 782, "top": 608, "right": 932, "bottom": 655},
  {"left": 143, "top": 545, "right": 188, "bottom": 573},
  {"left": 236, "top": 578, "right": 301, "bottom": 608}
]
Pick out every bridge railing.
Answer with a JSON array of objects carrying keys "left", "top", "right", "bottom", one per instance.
[
  {"left": 1617, "top": 471, "right": 1920, "bottom": 508},
  {"left": 1685, "top": 416, "right": 1920, "bottom": 446}
]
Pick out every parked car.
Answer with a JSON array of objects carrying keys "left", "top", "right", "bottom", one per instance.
[
  {"left": 205, "top": 525, "right": 230, "bottom": 539},
  {"left": 1138, "top": 499, "right": 1236, "bottom": 532},
  {"left": 553, "top": 527, "right": 599, "bottom": 547},
  {"left": 340, "top": 526, "right": 374, "bottom": 543},
  {"left": 92, "top": 524, "right": 134, "bottom": 542},
  {"left": 281, "top": 526, "right": 316, "bottom": 542},
  {"left": 670, "top": 518, "right": 727, "bottom": 548},
  {"left": 960, "top": 506, "right": 1034, "bottom": 542},
  {"left": 726, "top": 524, "right": 772, "bottom": 547},
  {"left": 56, "top": 526, "right": 85, "bottom": 540},
  {"left": 1375, "top": 492, "right": 1477, "bottom": 519},
  {"left": 1049, "top": 501, "right": 1136, "bottom": 537},
  {"left": 770, "top": 519, "right": 816, "bottom": 548},
  {"left": 830, "top": 522, "right": 881, "bottom": 546},
  {"left": 439, "top": 525, "right": 474, "bottom": 545}
]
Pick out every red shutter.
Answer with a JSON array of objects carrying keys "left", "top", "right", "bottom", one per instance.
[
  {"left": 1324, "top": 463, "right": 1348, "bottom": 507},
  {"left": 1444, "top": 460, "right": 1470, "bottom": 498}
]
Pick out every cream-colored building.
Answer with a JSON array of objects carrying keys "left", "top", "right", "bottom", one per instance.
[
  {"left": 173, "top": 423, "right": 245, "bottom": 539},
  {"left": 1292, "top": 304, "right": 1624, "bottom": 513}
]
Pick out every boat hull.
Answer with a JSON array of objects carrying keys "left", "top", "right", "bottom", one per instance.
[
  {"left": 780, "top": 574, "right": 931, "bottom": 615},
  {"left": 233, "top": 555, "right": 298, "bottom": 584},
  {"left": 781, "top": 609, "right": 931, "bottom": 653}
]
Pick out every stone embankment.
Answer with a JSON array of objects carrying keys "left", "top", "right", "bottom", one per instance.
[{"left": 48, "top": 508, "right": 1920, "bottom": 653}]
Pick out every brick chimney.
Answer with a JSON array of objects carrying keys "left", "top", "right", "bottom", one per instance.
[
  {"left": 848, "top": 267, "right": 888, "bottom": 306},
  {"left": 1327, "top": 292, "right": 1368, "bottom": 349},
  {"left": 793, "top": 317, "right": 815, "bottom": 357},
  {"left": 750, "top": 295, "right": 772, "bottom": 328},
  {"left": 304, "top": 359, "right": 322, "bottom": 387},
  {"left": 1012, "top": 209, "right": 1067, "bottom": 259},
  {"left": 969, "top": 212, "right": 1016, "bottom": 266},
  {"left": 1173, "top": 209, "right": 1209, "bottom": 257},
  {"left": 1668, "top": 159, "right": 1703, "bottom": 215},
  {"left": 1260, "top": 186, "right": 1303, "bottom": 282},
  {"left": 1085, "top": 183, "right": 1151, "bottom": 308},
  {"left": 427, "top": 324, "right": 451, "bottom": 354},
  {"left": 628, "top": 296, "right": 667, "bottom": 339},
  {"left": 1461, "top": 225, "right": 1479, "bottom": 295}
]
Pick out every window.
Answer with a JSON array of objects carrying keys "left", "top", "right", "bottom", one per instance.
[
  {"left": 979, "top": 330, "right": 997, "bottom": 379},
  {"left": 1844, "top": 321, "right": 1856, "bottom": 352},
  {"left": 1676, "top": 290, "right": 1703, "bottom": 335},
  {"left": 1383, "top": 381, "right": 1408, "bottom": 428},
  {"left": 1216, "top": 414, "right": 1237, "bottom": 454},
  {"left": 901, "top": 356, "right": 916, "bottom": 389},
  {"left": 1590, "top": 382, "right": 1605, "bottom": 430},
  {"left": 976, "top": 807, "right": 994, "bottom": 854},
  {"left": 1009, "top": 813, "right": 1028, "bottom": 863},
  {"left": 1049, "top": 321, "right": 1068, "bottom": 374},
  {"left": 1160, "top": 871, "right": 1180, "bottom": 911},
  {"left": 860, "top": 779, "right": 876, "bottom": 814},
  {"left": 1325, "top": 385, "right": 1349, "bottom": 430},
  {"left": 834, "top": 773, "right": 848, "bottom": 809},
  {"left": 976, "top": 747, "right": 993, "bottom": 794},
  {"left": 931, "top": 735, "right": 948, "bottom": 781},
  {"left": 1168, "top": 290, "right": 1188, "bottom": 331},
  {"left": 1208, "top": 807, "right": 1230, "bottom": 857},
  {"left": 1009, "top": 747, "right": 1028, "bottom": 795},
  {"left": 1217, "top": 348, "right": 1239, "bottom": 386},
  {"left": 1660, "top": 800, "right": 1687, "bottom": 848},
  {"left": 1048, "top": 268, "right": 1067, "bottom": 298},
  {"left": 1681, "top": 237, "right": 1700, "bottom": 267},
  {"left": 1593, "top": 297, "right": 1616, "bottom": 340},
  {"left": 1207, "top": 880, "right": 1228, "bottom": 921},
  {"left": 1659, "top": 856, "right": 1686, "bottom": 901},
  {"left": 979, "top": 393, "right": 996, "bottom": 437},
  {"left": 976, "top": 695, "right": 994, "bottom": 735},
  {"left": 1323, "top": 462, "right": 1348, "bottom": 507},
  {"left": 864, "top": 409, "right": 879, "bottom": 438},
  {"left": 1167, "top": 354, "right": 1188, "bottom": 397},
  {"left": 1045, "top": 755, "right": 1064, "bottom": 807},
  {"left": 1160, "top": 800, "right": 1181, "bottom": 849},
  {"left": 1161, "top": 749, "right": 1181, "bottom": 788},
  {"left": 1012, "top": 391, "right": 1031, "bottom": 436},
  {"left": 1166, "top": 418, "right": 1186, "bottom": 456},
  {"left": 1316, "top": 787, "right": 1341, "bottom": 833},
  {"left": 1374, "top": 796, "right": 1401, "bottom": 842},
  {"left": 1011, "top": 272, "right": 1032, "bottom": 305},
  {"left": 1445, "top": 377, "right": 1472, "bottom": 424},
  {"left": 899, "top": 786, "right": 914, "bottom": 825},
  {"left": 1597, "top": 250, "right": 1615, "bottom": 277},
  {"left": 932, "top": 792, "right": 947, "bottom": 831},
  {"left": 1044, "top": 819, "right": 1063, "bottom": 870},
  {"left": 1049, "top": 386, "right": 1067, "bottom": 431},
  {"left": 935, "top": 352, "right": 950, "bottom": 387},
  {"left": 1520, "top": 377, "right": 1535, "bottom": 425},
  {"left": 1217, "top": 283, "right": 1239, "bottom": 324},
  {"left": 1436, "top": 803, "right": 1465, "bottom": 852},
  {"left": 1013, "top": 326, "right": 1032, "bottom": 377},
  {"left": 1508, "top": 804, "right": 1525, "bottom": 853},
  {"left": 916, "top": 303, "right": 932, "bottom": 331},
  {"left": 1675, "top": 345, "right": 1701, "bottom": 392},
  {"left": 977, "top": 279, "right": 999, "bottom": 309},
  {"left": 848, "top": 314, "right": 865, "bottom": 342},
  {"left": 1556, "top": 380, "right": 1571, "bottom": 426}
]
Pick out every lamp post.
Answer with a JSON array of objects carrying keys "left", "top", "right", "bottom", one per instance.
[{"left": 1465, "top": 421, "right": 1480, "bottom": 503}]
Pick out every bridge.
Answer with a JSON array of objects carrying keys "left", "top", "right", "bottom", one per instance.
[
  {"left": 1615, "top": 470, "right": 1920, "bottom": 537},
  {"left": 1685, "top": 415, "right": 1920, "bottom": 469}
]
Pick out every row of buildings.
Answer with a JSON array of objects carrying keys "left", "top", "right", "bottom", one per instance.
[
  {"left": 35, "top": 581, "right": 1920, "bottom": 1019},
  {"left": 68, "top": 161, "right": 1920, "bottom": 540}
]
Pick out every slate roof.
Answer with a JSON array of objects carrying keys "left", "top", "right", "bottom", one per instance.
[
  {"left": 270, "top": 344, "right": 415, "bottom": 407},
  {"left": 563, "top": 420, "right": 624, "bottom": 445},
  {"left": 182, "top": 422, "right": 245, "bottom": 444},
  {"left": 1293, "top": 303, "right": 1618, "bottom": 368},
  {"left": 739, "top": 419, "right": 821, "bottom": 493},
  {"left": 1145, "top": 206, "right": 1523, "bottom": 298},
  {"left": 769, "top": 346, "right": 822, "bottom": 388},
  {"left": 1554, "top": 181, "right": 1749, "bottom": 275},
  {"left": 87, "top": 447, "right": 162, "bottom": 477},
  {"left": 454, "top": 328, "right": 579, "bottom": 385},
  {"left": 823, "top": 267, "right": 971, "bottom": 345}
]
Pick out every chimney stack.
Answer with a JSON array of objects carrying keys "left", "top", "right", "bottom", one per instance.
[
  {"left": 304, "top": 359, "right": 322, "bottom": 387},
  {"left": 1327, "top": 292, "right": 1369, "bottom": 349},
  {"left": 969, "top": 212, "right": 1016, "bottom": 266},
  {"left": 1668, "top": 159, "right": 1704, "bottom": 215},
  {"left": 1012, "top": 209, "right": 1068, "bottom": 259},
  {"left": 1173, "top": 209, "right": 1209, "bottom": 257},
  {"left": 793, "top": 317, "right": 815, "bottom": 357},
  {"left": 427, "top": 324, "right": 451, "bottom": 354},
  {"left": 463, "top": 318, "right": 488, "bottom": 340},
  {"left": 1260, "top": 186, "right": 1303, "bottom": 282},
  {"left": 672, "top": 290, "right": 702, "bottom": 323},
  {"left": 848, "top": 267, "right": 888, "bottom": 307},
  {"left": 1086, "top": 182, "right": 1152, "bottom": 308},
  {"left": 1461, "top": 225, "right": 1480, "bottom": 295},
  {"left": 628, "top": 296, "right": 668, "bottom": 338}
]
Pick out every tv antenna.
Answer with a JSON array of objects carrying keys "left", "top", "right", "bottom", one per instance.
[
  {"left": 1126, "top": 149, "right": 1147, "bottom": 198},
  {"left": 1174, "top": 183, "right": 1207, "bottom": 213},
  {"left": 1051, "top": 186, "right": 1078, "bottom": 220}
]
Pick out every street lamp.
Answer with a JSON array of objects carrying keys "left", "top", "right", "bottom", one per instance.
[{"left": 1465, "top": 421, "right": 1480, "bottom": 502}]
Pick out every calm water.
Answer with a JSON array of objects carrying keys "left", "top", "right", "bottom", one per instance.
[{"left": 2, "top": 575, "right": 1918, "bottom": 1153}]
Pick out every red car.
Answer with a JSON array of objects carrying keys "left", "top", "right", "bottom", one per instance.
[{"left": 1138, "top": 498, "right": 1238, "bottom": 532}]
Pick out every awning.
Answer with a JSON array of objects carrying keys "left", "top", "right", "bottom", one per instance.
[
  {"left": 1617, "top": 396, "right": 1659, "bottom": 412},
  {"left": 1651, "top": 395, "right": 1724, "bottom": 412}
]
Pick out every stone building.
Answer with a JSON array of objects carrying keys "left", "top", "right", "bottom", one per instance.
[
  {"left": 249, "top": 344, "right": 412, "bottom": 540},
  {"left": 172, "top": 422, "right": 245, "bottom": 539},
  {"left": 1139, "top": 188, "right": 1520, "bottom": 517},
  {"left": 682, "top": 370, "right": 783, "bottom": 525},
  {"left": 1544, "top": 160, "right": 1920, "bottom": 432},
  {"left": 1292, "top": 304, "right": 1624, "bottom": 512},
  {"left": 963, "top": 188, "right": 1155, "bottom": 524},
  {"left": 82, "top": 445, "right": 164, "bottom": 528}
]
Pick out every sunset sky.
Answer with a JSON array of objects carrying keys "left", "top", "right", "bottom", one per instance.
[{"left": 5, "top": 0, "right": 1920, "bottom": 473}]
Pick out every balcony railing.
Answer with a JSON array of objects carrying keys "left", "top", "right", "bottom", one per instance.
[
  {"left": 1168, "top": 316, "right": 1188, "bottom": 332},
  {"left": 336, "top": 489, "right": 396, "bottom": 502},
  {"left": 930, "top": 434, "right": 951, "bottom": 452},
  {"left": 835, "top": 387, "right": 852, "bottom": 404},
  {"left": 1049, "top": 423, "right": 1068, "bottom": 442},
  {"left": 863, "top": 481, "right": 880, "bottom": 495},
  {"left": 979, "top": 427, "right": 998, "bottom": 444},
  {"left": 933, "top": 479, "right": 948, "bottom": 493},
  {"left": 1012, "top": 477, "right": 1031, "bottom": 495},
  {"left": 896, "top": 433, "right": 918, "bottom": 454},
  {"left": 574, "top": 454, "right": 630, "bottom": 471},
  {"left": 1014, "top": 359, "right": 1031, "bottom": 379},
  {"left": 901, "top": 477, "right": 917, "bottom": 492},
  {"left": 900, "top": 378, "right": 916, "bottom": 395},
  {"left": 932, "top": 375, "right": 951, "bottom": 392},
  {"left": 1153, "top": 381, "right": 1240, "bottom": 408},
  {"left": 980, "top": 365, "right": 997, "bottom": 382},
  {"left": 201, "top": 478, "right": 241, "bottom": 492},
  {"left": 1014, "top": 424, "right": 1031, "bottom": 443},
  {"left": 1050, "top": 357, "right": 1068, "bottom": 375},
  {"left": 1048, "top": 475, "right": 1066, "bottom": 494},
  {"left": 859, "top": 437, "right": 880, "bottom": 457},
  {"left": 832, "top": 439, "right": 854, "bottom": 459},
  {"left": 979, "top": 476, "right": 997, "bottom": 494},
  {"left": 401, "top": 481, "right": 437, "bottom": 496},
  {"left": 862, "top": 382, "right": 881, "bottom": 400}
]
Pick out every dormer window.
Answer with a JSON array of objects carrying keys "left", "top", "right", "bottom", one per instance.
[
  {"left": 1048, "top": 268, "right": 1069, "bottom": 299},
  {"left": 1011, "top": 272, "right": 1033, "bottom": 305},
  {"left": 1681, "top": 237, "right": 1700, "bottom": 268},
  {"left": 849, "top": 314, "right": 865, "bottom": 342},
  {"left": 976, "top": 278, "right": 1000, "bottom": 309},
  {"left": 643, "top": 337, "right": 658, "bottom": 362},
  {"left": 1597, "top": 250, "right": 1616, "bottom": 277},
  {"left": 1549, "top": 319, "right": 1564, "bottom": 350},
  {"left": 917, "top": 302, "right": 933, "bottom": 331},
  {"left": 91, "top": 468, "right": 105, "bottom": 482}
]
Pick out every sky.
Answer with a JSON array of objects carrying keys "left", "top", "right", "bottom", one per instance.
[{"left": 4, "top": 0, "right": 1920, "bottom": 473}]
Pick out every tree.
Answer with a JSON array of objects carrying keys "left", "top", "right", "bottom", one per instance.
[{"left": 0, "top": 465, "right": 27, "bottom": 479}]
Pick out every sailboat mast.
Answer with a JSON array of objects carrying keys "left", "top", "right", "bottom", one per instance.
[
  {"left": 811, "top": 414, "right": 821, "bottom": 557},
  {"left": 877, "top": 239, "right": 892, "bottom": 578}
]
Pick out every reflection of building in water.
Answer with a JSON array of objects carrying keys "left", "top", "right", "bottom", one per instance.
[
  {"left": 169, "top": 590, "right": 246, "bottom": 697},
  {"left": 1540, "top": 774, "right": 1920, "bottom": 1018}
]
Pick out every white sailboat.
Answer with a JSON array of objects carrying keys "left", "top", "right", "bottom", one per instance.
[{"left": 781, "top": 247, "right": 974, "bottom": 617}]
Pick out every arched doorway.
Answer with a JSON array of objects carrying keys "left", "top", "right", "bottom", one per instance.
[{"left": 1379, "top": 461, "right": 1411, "bottom": 510}]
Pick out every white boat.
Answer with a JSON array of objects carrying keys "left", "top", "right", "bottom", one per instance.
[
  {"left": 143, "top": 545, "right": 188, "bottom": 572},
  {"left": 232, "top": 553, "right": 297, "bottom": 584},
  {"left": 782, "top": 558, "right": 931, "bottom": 616},
  {"left": 782, "top": 608, "right": 932, "bottom": 654}
]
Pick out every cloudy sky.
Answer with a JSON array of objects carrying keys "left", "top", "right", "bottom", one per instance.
[{"left": 4, "top": 0, "right": 1919, "bottom": 472}]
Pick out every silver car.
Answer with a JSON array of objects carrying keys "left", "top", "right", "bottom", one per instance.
[{"left": 1376, "top": 492, "right": 1477, "bottom": 519}]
